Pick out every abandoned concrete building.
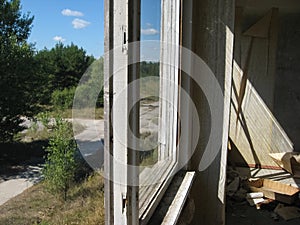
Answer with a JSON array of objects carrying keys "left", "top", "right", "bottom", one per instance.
[{"left": 103, "top": 0, "right": 300, "bottom": 224}]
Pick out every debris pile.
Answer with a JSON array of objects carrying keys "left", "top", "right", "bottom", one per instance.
[
  {"left": 226, "top": 167, "right": 249, "bottom": 202},
  {"left": 226, "top": 167, "right": 300, "bottom": 221}
]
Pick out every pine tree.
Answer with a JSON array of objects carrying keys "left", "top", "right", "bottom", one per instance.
[{"left": 0, "top": 0, "right": 36, "bottom": 141}]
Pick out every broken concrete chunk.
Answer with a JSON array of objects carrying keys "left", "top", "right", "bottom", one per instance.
[
  {"left": 274, "top": 203, "right": 300, "bottom": 220},
  {"left": 246, "top": 192, "right": 264, "bottom": 199},
  {"left": 246, "top": 197, "right": 265, "bottom": 206},
  {"left": 234, "top": 188, "right": 248, "bottom": 200},
  {"left": 256, "top": 198, "right": 275, "bottom": 210},
  {"left": 270, "top": 212, "right": 279, "bottom": 221},
  {"left": 227, "top": 177, "right": 240, "bottom": 196}
]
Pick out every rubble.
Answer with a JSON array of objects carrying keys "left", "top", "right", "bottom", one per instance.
[
  {"left": 226, "top": 166, "right": 300, "bottom": 221},
  {"left": 246, "top": 197, "right": 265, "bottom": 207},
  {"left": 248, "top": 178, "right": 300, "bottom": 204},
  {"left": 226, "top": 167, "right": 249, "bottom": 201},
  {"left": 274, "top": 203, "right": 300, "bottom": 220}
]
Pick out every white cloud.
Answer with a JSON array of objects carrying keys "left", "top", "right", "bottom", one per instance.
[
  {"left": 53, "top": 36, "right": 66, "bottom": 42},
  {"left": 141, "top": 28, "right": 159, "bottom": 36},
  {"left": 72, "top": 18, "right": 90, "bottom": 29},
  {"left": 146, "top": 23, "right": 152, "bottom": 28},
  {"left": 61, "top": 9, "right": 84, "bottom": 17}
]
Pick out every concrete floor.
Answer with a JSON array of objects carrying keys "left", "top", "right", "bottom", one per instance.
[{"left": 226, "top": 199, "right": 300, "bottom": 225}]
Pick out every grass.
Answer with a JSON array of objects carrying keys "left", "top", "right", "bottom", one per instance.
[
  {"left": 0, "top": 105, "right": 105, "bottom": 224},
  {"left": 140, "top": 147, "right": 158, "bottom": 168},
  {"left": 54, "top": 107, "right": 104, "bottom": 119},
  {"left": 0, "top": 172, "right": 105, "bottom": 225},
  {"left": 140, "top": 76, "right": 159, "bottom": 99},
  {"left": 14, "top": 106, "right": 102, "bottom": 142},
  {"left": 35, "top": 105, "right": 104, "bottom": 119},
  {"left": 15, "top": 125, "right": 52, "bottom": 143}
]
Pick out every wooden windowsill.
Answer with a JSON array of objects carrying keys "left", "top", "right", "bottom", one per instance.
[{"left": 147, "top": 171, "right": 196, "bottom": 225}]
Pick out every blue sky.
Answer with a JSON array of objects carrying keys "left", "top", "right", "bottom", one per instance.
[{"left": 20, "top": 0, "right": 161, "bottom": 59}]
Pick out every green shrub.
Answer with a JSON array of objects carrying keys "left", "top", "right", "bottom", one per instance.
[
  {"left": 43, "top": 117, "right": 77, "bottom": 201},
  {"left": 36, "top": 111, "right": 52, "bottom": 129},
  {"left": 51, "top": 87, "right": 76, "bottom": 110}
]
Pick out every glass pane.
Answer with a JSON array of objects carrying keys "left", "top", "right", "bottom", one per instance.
[
  {"left": 138, "top": 0, "right": 180, "bottom": 219},
  {"left": 139, "top": 0, "right": 161, "bottom": 169},
  {"left": 139, "top": 0, "right": 161, "bottom": 215}
]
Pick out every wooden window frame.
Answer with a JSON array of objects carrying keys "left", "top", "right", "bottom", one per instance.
[{"left": 104, "top": 0, "right": 183, "bottom": 224}]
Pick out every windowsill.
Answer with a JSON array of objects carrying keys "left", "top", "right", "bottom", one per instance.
[
  {"left": 142, "top": 170, "right": 195, "bottom": 225},
  {"left": 139, "top": 169, "right": 195, "bottom": 225}
]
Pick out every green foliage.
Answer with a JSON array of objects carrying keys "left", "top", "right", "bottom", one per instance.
[
  {"left": 140, "top": 61, "right": 159, "bottom": 78},
  {"left": 51, "top": 87, "right": 76, "bottom": 110},
  {"left": 0, "top": 0, "right": 34, "bottom": 42},
  {"left": 47, "top": 58, "right": 104, "bottom": 111},
  {"left": 0, "top": 0, "right": 98, "bottom": 142},
  {"left": 72, "top": 57, "right": 104, "bottom": 109},
  {"left": 0, "top": 0, "right": 37, "bottom": 142},
  {"left": 36, "top": 111, "right": 52, "bottom": 129},
  {"left": 43, "top": 118, "right": 77, "bottom": 201},
  {"left": 34, "top": 43, "right": 95, "bottom": 104}
]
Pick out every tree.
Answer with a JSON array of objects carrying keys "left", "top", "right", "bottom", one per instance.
[
  {"left": 0, "top": 0, "right": 36, "bottom": 142},
  {"left": 43, "top": 118, "right": 77, "bottom": 201},
  {"left": 50, "top": 87, "right": 76, "bottom": 110},
  {"left": 34, "top": 43, "right": 95, "bottom": 105},
  {"left": 73, "top": 57, "right": 104, "bottom": 109},
  {"left": 140, "top": 61, "right": 159, "bottom": 78}
]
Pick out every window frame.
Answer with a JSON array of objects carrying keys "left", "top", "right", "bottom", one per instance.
[
  {"left": 139, "top": 0, "right": 182, "bottom": 222},
  {"left": 104, "top": 0, "right": 183, "bottom": 224}
]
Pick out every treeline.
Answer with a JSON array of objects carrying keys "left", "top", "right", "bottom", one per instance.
[
  {"left": 0, "top": 0, "right": 103, "bottom": 142},
  {"left": 0, "top": 0, "right": 159, "bottom": 142},
  {"left": 34, "top": 43, "right": 96, "bottom": 105},
  {"left": 140, "top": 61, "right": 159, "bottom": 78}
]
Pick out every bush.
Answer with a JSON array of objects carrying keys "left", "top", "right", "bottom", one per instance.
[
  {"left": 51, "top": 87, "right": 76, "bottom": 110},
  {"left": 43, "top": 117, "right": 77, "bottom": 200}
]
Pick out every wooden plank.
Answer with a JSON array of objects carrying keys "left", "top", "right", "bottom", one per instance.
[
  {"left": 127, "top": 0, "right": 140, "bottom": 224},
  {"left": 104, "top": 0, "right": 114, "bottom": 224},
  {"left": 248, "top": 178, "right": 300, "bottom": 204},
  {"left": 236, "top": 9, "right": 273, "bottom": 124},
  {"left": 230, "top": 69, "right": 293, "bottom": 167},
  {"left": 243, "top": 9, "right": 273, "bottom": 38},
  {"left": 218, "top": 25, "right": 234, "bottom": 203},
  {"left": 235, "top": 167, "right": 300, "bottom": 188},
  {"left": 110, "top": 0, "right": 132, "bottom": 224},
  {"left": 229, "top": 8, "right": 291, "bottom": 168},
  {"left": 161, "top": 171, "right": 196, "bottom": 225},
  {"left": 147, "top": 171, "right": 195, "bottom": 225}
]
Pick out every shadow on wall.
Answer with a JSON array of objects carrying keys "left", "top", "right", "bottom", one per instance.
[{"left": 229, "top": 7, "right": 300, "bottom": 169}]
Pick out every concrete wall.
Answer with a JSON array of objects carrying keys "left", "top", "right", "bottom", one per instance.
[
  {"left": 274, "top": 13, "right": 300, "bottom": 151},
  {"left": 184, "top": 0, "right": 235, "bottom": 224}
]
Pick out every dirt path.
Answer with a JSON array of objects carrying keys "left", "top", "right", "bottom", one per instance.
[
  {"left": 0, "top": 118, "right": 103, "bottom": 206},
  {"left": 0, "top": 164, "right": 42, "bottom": 206}
]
